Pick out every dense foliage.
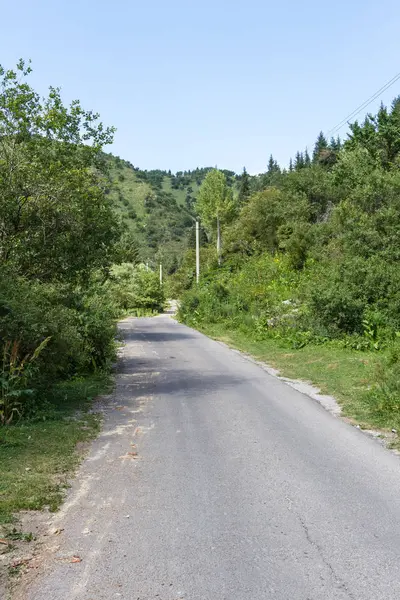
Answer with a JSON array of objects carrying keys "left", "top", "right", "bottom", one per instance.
[
  {"left": 0, "top": 62, "right": 164, "bottom": 425},
  {"left": 177, "top": 98, "right": 400, "bottom": 420}
]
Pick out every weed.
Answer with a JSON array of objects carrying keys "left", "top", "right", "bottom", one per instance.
[
  {"left": 0, "top": 338, "right": 51, "bottom": 425},
  {"left": 5, "top": 529, "right": 34, "bottom": 542}
]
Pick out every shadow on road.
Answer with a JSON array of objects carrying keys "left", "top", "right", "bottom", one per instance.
[{"left": 119, "top": 322, "right": 197, "bottom": 343}]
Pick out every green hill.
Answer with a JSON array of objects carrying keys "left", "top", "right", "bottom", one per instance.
[{"left": 105, "top": 156, "right": 239, "bottom": 274}]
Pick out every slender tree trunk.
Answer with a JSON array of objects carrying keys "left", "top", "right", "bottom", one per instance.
[{"left": 216, "top": 216, "right": 221, "bottom": 266}]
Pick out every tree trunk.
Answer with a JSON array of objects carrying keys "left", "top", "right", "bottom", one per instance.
[{"left": 216, "top": 217, "right": 221, "bottom": 266}]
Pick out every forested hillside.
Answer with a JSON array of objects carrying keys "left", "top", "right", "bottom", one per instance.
[
  {"left": 176, "top": 98, "right": 400, "bottom": 435},
  {"left": 106, "top": 158, "right": 239, "bottom": 273}
]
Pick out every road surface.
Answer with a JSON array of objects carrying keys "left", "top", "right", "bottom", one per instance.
[{"left": 26, "top": 315, "right": 400, "bottom": 599}]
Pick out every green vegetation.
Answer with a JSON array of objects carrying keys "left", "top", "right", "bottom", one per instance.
[
  {"left": 197, "top": 169, "right": 235, "bottom": 265},
  {"left": 106, "top": 159, "right": 202, "bottom": 274},
  {"left": 107, "top": 162, "right": 241, "bottom": 274},
  {"left": 0, "top": 375, "right": 107, "bottom": 523},
  {"left": 0, "top": 60, "right": 164, "bottom": 527},
  {"left": 3, "top": 54, "right": 400, "bottom": 531},
  {"left": 176, "top": 97, "right": 400, "bottom": 437},
  {"left": 106, "top": 264, "right": 165, "bottom": 313}
]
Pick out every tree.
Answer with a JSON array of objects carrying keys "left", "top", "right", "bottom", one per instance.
[
  {"left": 187, "top": 222, "right": 208, "bottom": 248},
  {"left": 330, "top": 136, "right": 342, "bottom": 152},
  {"left": 238, "top": 167, "right": 250, "bottom": 207},
  {"left": 0, "top": 60, "right": 119, "bottom": 283},
  {"left": 197, "top": 169, "right": 234, "bottom": 265},
  {"left": 224, "top": 187, "right": 309, "bottom": 256},
  {"left": 289, "top": 158, "right": 294, "bottom": 172},
  {"left": 295, "top": 151, "right": 305, "bottom": 170},
  {"left": 313, "top": 131, "right": 328, "bottom": 162},
  {"left": 267, "top": 154, "right": 280, "bottom": 174},
  {"left": 304, "top": 149, "right": 311, "bottom": 167},
  {"left": 347, "top": 97, "right": 400, "bottom": 169},
  {"left": 113, "top": 229, "right": 140, "bottom": 265}
]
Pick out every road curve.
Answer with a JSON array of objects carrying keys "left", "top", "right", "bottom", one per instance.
[{"left": 26, "top": 315, "right": 400, "bottom": 599}]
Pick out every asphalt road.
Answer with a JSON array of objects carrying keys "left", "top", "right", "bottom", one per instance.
[{"left": 26, "top": 315, "right": 400, "bottom": 600}]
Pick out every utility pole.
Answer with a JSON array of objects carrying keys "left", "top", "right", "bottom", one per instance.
[
  {"left": 196, "top": 219, "right": 200, "bottom": 284},
  {"left": 216, "top": 216, "right": 221, "bottom": 266},
  {"left": 159, "top": 263, "right": 163, "bottom": 285},
  {"left": 180, "top": 205, "right": 200, "bottom": 284}
]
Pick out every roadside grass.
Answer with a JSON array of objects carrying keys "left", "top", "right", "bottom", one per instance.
[
  {"left": 0, "top": 374, "right": 110, "bottom": 526},
  {"left": 195, "top": 322, "right": 400, "bottom": 439}
]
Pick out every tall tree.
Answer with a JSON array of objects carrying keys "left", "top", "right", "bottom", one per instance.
[
  {"left": 304, "top": 148, "right": 311, "bottom": 167},
  {"left": 289, "top": 158, "right": 294, "bottom": 172},
  {"left": 294, "top": 151, "right": 305, "bottom": 170},
  {"left": 313, "top": 131, "right": 328, "bottom": 162},
  {"left": 267, "top": 154, "right": 280, "bottom": 174},
  {"left": 329, "top": 136, "right": 340, "bottom": 152},
  {"left": 197, "top": 169, "right": 234, "bottom": 265},
  {"left": 238, "top": 167, "right": 250, "bottom": 206},
  {"left": 0, "top": 60, "right": 119, "bottom": 283}
]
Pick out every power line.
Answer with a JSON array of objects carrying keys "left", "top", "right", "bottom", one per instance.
[{"left": 326, "top": 71, "right": 400, "bottom": 138}]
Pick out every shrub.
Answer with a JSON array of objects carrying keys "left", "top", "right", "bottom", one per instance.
[
  {"left": 0, "top": 270, "right": 119, "bottom": 420},
  {"left": 0, "top": 337, "right": 51, "bottom": 424},
  {"left": 107, "top": 263, "right": 165, "bottom": 312},
  {"left": 364, "top": 342, "right": 400, "bottom": 427},
  {"left": 307, "top": 281, "right": 365, "bottom": 335}
]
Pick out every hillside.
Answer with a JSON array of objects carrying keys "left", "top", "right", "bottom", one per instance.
[{"left": 105, "top": 156, "right": 239, "bottom": 273}]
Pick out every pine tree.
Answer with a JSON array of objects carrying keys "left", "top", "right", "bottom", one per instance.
[
  {"left": 294, "top": 151, "right": 305, "bottom": 170},
  {"left": 289, "top": 158, "right": 294, "bottom": 172},
  {"left": 238, "top": 167, "right": 250, "bottom": 206},
  {"left": 304, "top": 148, "right": 311, "bottom": 167},
  {"left": 313, "top": 131, "right": 328, "bottom": 162},
  {"left": 267, "top": 154, "right": 275, "bottom": 173},
  {"left": 267, "top": 154, "right": 280, "bottom": 174}
]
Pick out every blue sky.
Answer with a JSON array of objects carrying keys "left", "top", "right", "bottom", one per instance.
[{"left": 1, "top": 0, "right": 400, "bottom": 173}]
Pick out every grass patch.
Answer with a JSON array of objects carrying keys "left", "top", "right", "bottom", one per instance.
[
  {"left": 0, "top": 374, "right": 110, "bottom": 525},
  {"left": 195, "top": 322, "right": 400, "bottom": 434}
]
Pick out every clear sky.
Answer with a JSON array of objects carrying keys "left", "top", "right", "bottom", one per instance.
[{"left": 1, "top": 0, "right": 400, "bottom": 173}]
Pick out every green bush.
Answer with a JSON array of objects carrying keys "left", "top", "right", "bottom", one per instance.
[
  {"left": 307, "top": 281, "right": 365, "bottom": 334},
  {"left": 77, "top": 289, "right": 118, "bottom": 370},
  {"left": 129, "top": 267, "right": 165, "bottom": 310},
  {"left": 363, "top": 341, "right": 400, "bottom": 427},
  {"left": 0, "top": 270, "right": 119, "bottom": 419},
  {"left": 107, "top": 263, "right": 165, "bottom": 312}
]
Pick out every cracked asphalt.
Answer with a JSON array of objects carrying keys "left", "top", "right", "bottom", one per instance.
[{"left": 26, "top": 315, "right": 400, "bottom": 599}]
